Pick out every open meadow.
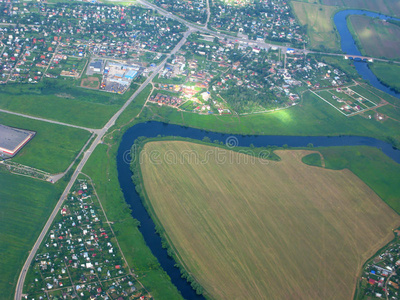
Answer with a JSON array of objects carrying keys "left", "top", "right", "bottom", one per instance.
[
  {"left": 370, "top": 61, "right": 400, "bottom": 93},
  {"left": 0, "top": 79, "right": 136, "bottom": 128},
  {"left": 348, "top": 15, "right": 400, "bottom": 59},
  {"left": 0, "top": 112, "right": 90, "bottom": 173},
  {"left": 140, "top": 141, "right": 400, "bottom": 300},
  {"left": 291, "top": 2, "right": 339, "bottom": 51},
  {"left": 0, "top": 170, "right": 62, "bottom": 300}
]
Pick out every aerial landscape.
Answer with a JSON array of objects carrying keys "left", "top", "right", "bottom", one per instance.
[{"left": 0, "top": 0, "right": 400, "bottom": 299}]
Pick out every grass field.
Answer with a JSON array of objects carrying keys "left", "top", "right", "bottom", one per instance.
[
  {"left": 0, "top": 112, "right": 90, "bottom": 173},
  {"left": 0, "top": 79, "right": 136, "bottom": 128},
  {"left": 370, "top": 62, "right": 400, "bottom": 93},
  {"left": 0, "top": 170, "right": 62, "bottom": 300},
  {"left": 322, "top": 0, "right": 400, "bottom": 17},
  {"left": 140, "top": 141, "right": 400, "bottom": 299},
  {"left": 291, "top": 2, "right": 340, "bottom": 51},
  {"left": 348, "top": 15, "right": 400, "bottom": 59}
]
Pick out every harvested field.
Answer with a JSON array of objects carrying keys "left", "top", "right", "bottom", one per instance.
[
  {"left": 349, "top": 15, "right": 400, "bottom": 59},
  {"left": 140, "top": 141, "right": 400, "bottom": 300}
]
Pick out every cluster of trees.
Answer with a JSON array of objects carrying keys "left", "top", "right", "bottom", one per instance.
[{"left": 219, "top": 86, "right": 279, "bottom": 113}]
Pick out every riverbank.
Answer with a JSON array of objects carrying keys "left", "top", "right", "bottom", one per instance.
[{"left": 122, "top": 132, "right": 400, "bottom": 298}]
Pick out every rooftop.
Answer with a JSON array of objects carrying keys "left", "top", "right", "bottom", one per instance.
[{"left": 0, "top": 124, "right": 35, "bottom": 157}]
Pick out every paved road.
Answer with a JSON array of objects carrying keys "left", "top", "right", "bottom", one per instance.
[
  {"left": 138, "top": 0, "right": 400, "bottom": 64},
  {"left": 14, "top": 29, "right": 192, "bottom": 300},
  {"left": 0, "top": 108, "right": 99, "bottom": 133}
]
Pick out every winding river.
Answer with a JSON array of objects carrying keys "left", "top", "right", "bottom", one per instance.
[
  {"left": 334, "top": 10, "right": 400, "bottom": 98},
  {"left": 117, "top": 10, "right": 400, "bottom": 299}
]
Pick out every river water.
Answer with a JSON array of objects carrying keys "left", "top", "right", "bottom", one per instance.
[
  {"left": 117, "top": 122, "right": 400, "bottom": 299},
  {"left": 117, "top": 10, "right": 400, "bottom": 299},
  {"left": 333, "top": 10, "right": 400, "bottom": 98}
]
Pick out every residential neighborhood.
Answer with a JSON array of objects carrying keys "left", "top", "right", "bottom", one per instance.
[
  {"left": 23, "top": 179, "right": 151, "bottom": 300},
  {"left": 358, "top": 231, "right": 400, "bottom": 299}
]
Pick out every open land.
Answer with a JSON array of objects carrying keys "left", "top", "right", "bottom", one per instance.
[
  {"left": 140, "top": 141, "right": 400, "bottom": 300},
  {"left": 321, "top": 0, "right": 400, "bottom": 17},
  {"left": 0, "top": 170, "right": 62, "bottom": 300},
  {"left": 291, "top": 2, "right": 339, "bottom": 51},
  {"left": 370, "top": 61, "right": 400, "bottom": 93},
  {"left": 348, "top": 15, "right": 400, "bottom": 59},
  {"left": 0, "top": 80, "right": 135, "bottom": 128},
  {"left": 0, "top": 112, "right": 90, "bottom": 173}
]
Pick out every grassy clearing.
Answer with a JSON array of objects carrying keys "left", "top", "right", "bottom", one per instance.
[
  {"left": 348, "top": 15, "right": 400, "bottom": 59},
  {"left": 0, "top": 170, "right": 62, "bottom": 300},
  {"left": 0, "top": 112, "right": 90, "bottom": 173},
  {"left": 369, "top": 62, "right": 400, "bottom": 93},
  {"left": 291, "top": 2, "right": 340, "bottom": 51},
  {"left": 301, "top": 152, "right": 322, "bottom": 166},
  {"left": 322, "top": 0, "right": 400, "bottom": 18},
  {"left": 140, "top": 141, "right": 400, "bottom": 300},
  {"left": 0, "top": 79, "right": 136, "bottom": 128}
]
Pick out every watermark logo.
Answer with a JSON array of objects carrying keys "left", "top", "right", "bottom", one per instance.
[
  {"left": 123, "top": 139, "right": 271, "bottom": 166},
  {"left": 225, "top": 136, "right": 239, "bottom": 148}
]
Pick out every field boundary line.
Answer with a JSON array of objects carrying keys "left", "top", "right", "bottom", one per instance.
[
  {"left": 309, "top": 89, "right": 348, "bottom": 116},
  {"left": 0, "top": 108, "right": 99, "bottom": 133}
]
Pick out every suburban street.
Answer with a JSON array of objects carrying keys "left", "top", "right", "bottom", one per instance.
[{"left": 14, "top": 29, "right": 192, "bottom": 300}]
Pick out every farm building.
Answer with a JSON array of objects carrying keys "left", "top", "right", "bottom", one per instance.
[{"left": 0, "top": 124, "right": 35, "bottom": 158}]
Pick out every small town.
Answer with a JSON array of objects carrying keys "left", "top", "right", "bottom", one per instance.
[
  {"left": 23, "top": 178, "right": 151, "bottom": 300},
  {"left": 358, "top": 231, "right": 400, "bottom": 299},
  {"left": 0, "top": 1, "right": 360, "bottom": 115}
]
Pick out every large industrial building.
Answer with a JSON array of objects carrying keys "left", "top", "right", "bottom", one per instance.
[{"left": 0, "top": 124, "right": 36, "bottom": 158}]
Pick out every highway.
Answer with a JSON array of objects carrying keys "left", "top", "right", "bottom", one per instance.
[
  {"left": 138, "top": 0, "right": 400, "bottom": 64},
  {"left": 14, "top": 29, "right": 192, "bottom": 300},
  {"left": 13, "top": 3, "right": 400, "bottom": 298}
]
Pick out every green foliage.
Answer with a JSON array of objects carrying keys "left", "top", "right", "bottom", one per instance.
[
  {"left": 301, "top": 153, "right": 322, "bottom": 167},
  {"left": 0, "top": 170, "right": 62, "bottom": 300}
]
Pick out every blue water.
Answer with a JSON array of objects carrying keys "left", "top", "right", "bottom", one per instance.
[
  {"left": 117, "top": 10, "right": 400, "bottom": 299},
  {"left": 117, "top": 122, "right": 400, "bottom": 300},
  {"left": 333, "top": 10, "right": 400, "bottom": 98}
]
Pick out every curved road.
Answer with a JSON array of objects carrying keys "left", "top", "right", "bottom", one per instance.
[{"left": 14, "top": 29, "right": 192, "bottom": 300}]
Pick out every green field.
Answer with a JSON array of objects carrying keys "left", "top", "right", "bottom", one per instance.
[
  {"left": 0, "top": 170, "right": 62, "bottom": 300},
  {"left": 301, "top": 151, "right": 323, "bottom": 167},
  {"left": 370, "top": 62, "right": 400, "bottom": 93},
  {"left": 0, "top": 79, "right": 136, "bottom": 128},
  {"left": 322, "top": 0, "right": 400, "bottom": 18},
  {"left": 0, "top": 112, "right": 90, "bottom": 173},
  {"left": 292, "top": 2, "right": 340, "bottom": 51},
  {"left": 140, "top": 141, "right": 400, "bottom": 299},
  {"left": 348, "top": 15, "right": 400, "bottom": 59}
]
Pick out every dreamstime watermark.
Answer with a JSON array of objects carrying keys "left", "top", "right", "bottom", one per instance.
[{"left": 122, "top": 136, "right": 271, "bottom": 166}]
